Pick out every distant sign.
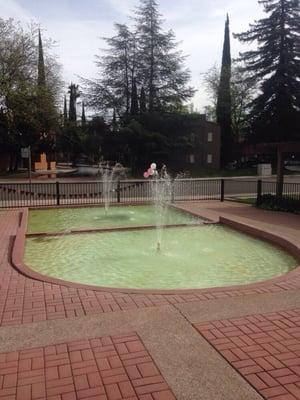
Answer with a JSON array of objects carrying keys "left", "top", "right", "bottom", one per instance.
[{"left": 21, "top": 147, "right": 30, "bottom": 158}]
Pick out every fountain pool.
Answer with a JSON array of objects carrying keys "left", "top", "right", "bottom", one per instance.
[
  {"left": 24, "top": 224, "right": 297, "bottom": 290},
  {"left": 28, "top": 205, "right": 201, "bottom": 234}
]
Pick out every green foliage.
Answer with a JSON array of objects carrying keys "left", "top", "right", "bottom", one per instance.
[
  {"left": 68, "top": 83, "right": 80, "bottom": 122},
  {"left": 84, "top": 117, "right": 109, "bottom": 163},
  {"left": 259, "top": 194, "right": 300, "bottom": 214},
  {"left": 57, "top": 122, "right": 85, "bottom": 165},
  {"left": 234, "top": 0, "right": 300, "bottom": 143},
  {"left": 134, "top": 0, "right": 195, "bottom": 112},
  {"left": 83, "top": 0, "right": 194, "bottom": 118},
  {"left": 81, "top": 102, "right": 86, "bottom": 127},
  {"left": 203, "top": 64, "right": 257, "bottom": 137},
  {"left": 63, "top": 96, "right": 68, "bottom": 125},
  {"left": 38, "top": 30, "right": 46, "bottom": 87},
  {"left": 0, "top": 19, "right": 62, "bottom": 168},
  {"left": 130, "top": 79, "right": 139, "bottom": 116}
]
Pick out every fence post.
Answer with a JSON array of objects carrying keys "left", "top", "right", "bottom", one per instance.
[
  {"left": 117, "top": 180, "right": 121, "bottom": 203},
  {"left": 56, "top": 181, "right": 60, "bottom": 206},
  {"left": 256, "top": 179, "right": 262, "bottom": 207},
  {"left": 220, "top": 179, "right": 225, "bottom": 202}
]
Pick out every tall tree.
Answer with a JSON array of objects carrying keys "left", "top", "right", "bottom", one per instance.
[
  {"left": 203, "top": 63, "right": 256, "bottom": 137},
  {"left": 63, "top": 95, "right": 68, "bottom": 125},
  {"left": 68, "top": 83, "right": 80, "bottom": 123},
  {"left": 216, "top": 14, "right": 233, "bottom": 167},
  {"left": 234, "top": 0, "right": 300, "bottom": 143},
  {"left": 130, "top": 78, "right": 139, "bottom": 116},
  {"left": 36, "top": 29, "right": 59, "bottom": 148},
  {"left": 0, "top": 19, "right": 62, "bottom": 170},
  {"left": 83, "top": 1, "right": 194, "bottom": 117},
  {"left": 37, "top": 29, "right": 46, "bottom": 87},
  {"left": 81, "top": 102, "right": 86, "bottom": 127},
  {"left": 140, "top": 86, "right": 147, "bottom": 112},
  {"left": 84, "top": 24, "right": 136, "bottom": 119},
  {"left": 134, "top": 0, "right": 194, "bottom": 112}
]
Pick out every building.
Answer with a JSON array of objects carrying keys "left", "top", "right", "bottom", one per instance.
[{"left": 170, "top": 114, "right": 221, "bottom": 170}]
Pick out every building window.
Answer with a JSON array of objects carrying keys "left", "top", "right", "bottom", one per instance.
[
  {"left": 189, "top": 154, "right": 195, "bottom": 164},
  {"left": 207, "top": 154, "right": 212, "bottom": 164},
  {"left": 208, "top": 132, "right": 213, "bottom": 142}
]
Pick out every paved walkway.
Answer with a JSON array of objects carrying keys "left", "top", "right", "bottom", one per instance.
[
  {"left": 0, "top": 332, "right": 175, "bottom": 400},
  {"left": 0, "top": 202, "right": 299, "bottom": 399}
]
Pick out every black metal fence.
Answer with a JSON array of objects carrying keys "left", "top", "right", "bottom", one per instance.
[
  {"left": 0, "top": 178, "right": 299, "bottom": 208},
  {"left": 261, "top": 181, "right": 300, "bottom": 201},
  {"left": 0, "top": 178, "right": 221, "bottom": 208},
  {"left": 223, "top": 179, "right": 258, "bottom": 200}
]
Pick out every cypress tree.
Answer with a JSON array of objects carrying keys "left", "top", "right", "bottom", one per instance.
[
  {"left": 81, "top": 102, "right": 86, "bottom": 127},
  {"left": 37, "top": 29, "right": 46, "bottom": 87},
  {"left": 68, "top": 83, "right": 80, "bottom": 123},
  {"left": 36, "top": 29, "right": 57, "bottom": 143},
  {"left": 63, "top": 95, "right": 68, "bottom": 126},
  {"left": 216, "top": 14, "right": 233, "bottom": 167},
  {"left": 234, "top": 0, "right": 300, "bottom": 143},
  {"left": 130, "top": 78, "right": 139, "bottom": 116},
  {"left": 140, "top": 87, "right": 147, "bottom": 112}
]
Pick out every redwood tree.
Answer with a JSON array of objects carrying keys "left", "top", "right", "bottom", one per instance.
[{"left": 234, "top": 0, "right": 300, "bottom": 143}]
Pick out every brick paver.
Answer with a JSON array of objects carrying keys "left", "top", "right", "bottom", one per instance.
[
  {"left": 195, "top": 309, "right": 300, "bottom": 399},
  {"left": 0, "top": 209, "right": 300, "bottom": 327},
  {"left": 0, "top": 332, "right": 176, "bottom": 400}
]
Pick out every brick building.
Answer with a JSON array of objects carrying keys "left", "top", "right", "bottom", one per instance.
[{"left": 170, "top": 114, "right": 221, "bottom": 170}]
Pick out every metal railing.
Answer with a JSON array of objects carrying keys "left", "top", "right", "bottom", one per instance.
[
  {"left": 223, "top": 179, "right": 258, "bottom": 200},
  {"left": 0, "top": 178, "right": 221, "bottom": 208},
  {"left": 0, "top": 178, "right": 299, "bottom": 208}
]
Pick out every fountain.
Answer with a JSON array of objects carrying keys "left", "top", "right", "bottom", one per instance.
[
  {"left": 99, "top": 162, "right": 126, "bottom": 212},
  {"left": 144, "top": 163, "right": 172, "bottom": 252}
]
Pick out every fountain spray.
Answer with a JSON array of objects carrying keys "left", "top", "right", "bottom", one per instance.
[
  {"left": 99, "top": 163, "right": 126, "bottom": 213},
  {"left": 144, "top": 163, "right": 172, "bottom": 252}
]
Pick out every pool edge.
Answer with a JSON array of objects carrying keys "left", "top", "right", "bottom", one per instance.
[{"left": 12, "top": 208, "right": 300, "bottom": 295}]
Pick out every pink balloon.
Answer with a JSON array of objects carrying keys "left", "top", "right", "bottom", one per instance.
[
  {"left": 147, "top": 168, "right": 154, "bottom": 176},
  {"left": 143, "top": 172, "right": 149, "bottom": 178}
]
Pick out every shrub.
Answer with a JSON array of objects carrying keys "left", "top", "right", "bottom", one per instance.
[{"left": 258, "top": 194, "right": 300, "bottom": 214}]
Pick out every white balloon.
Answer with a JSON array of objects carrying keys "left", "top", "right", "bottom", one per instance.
[{"left": 150, "top": 163, "right": 157, "bottom": 170}]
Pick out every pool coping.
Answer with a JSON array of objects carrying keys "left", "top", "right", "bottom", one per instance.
[{"left": 11, "top": 207, "right": 300, "bottom": 295}]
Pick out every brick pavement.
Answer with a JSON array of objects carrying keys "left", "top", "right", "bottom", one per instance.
[
  {"left": 196, "top": 309, "right": 300, "bottom": 399},
  {"left": 0, "top": 331, "right": 175, "bottom": 400}
]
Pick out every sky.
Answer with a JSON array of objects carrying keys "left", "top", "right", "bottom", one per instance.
[{"left": 0, "top": 0, "right": 264, "bottom": 112}]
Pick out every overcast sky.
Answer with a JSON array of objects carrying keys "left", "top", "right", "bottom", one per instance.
[{"left": 1, "top": 0, "right": 264, "bottom": 111}]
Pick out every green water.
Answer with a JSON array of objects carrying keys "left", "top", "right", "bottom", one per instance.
[
  {"left": 28, "top": 205, "right": 200, "bottom": 233},
  {"left": 24, "top": 226, "right": 297, "bottom": 290}
]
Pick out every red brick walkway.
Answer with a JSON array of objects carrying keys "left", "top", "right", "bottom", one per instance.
[
  {"left": 1, "top": 209, "right": 300, "bottom": 327},
  {"left": 0, "top": 332, "right": 175, "bottom": 400},
  {"left": 196, "top": 309, "right": 300, "bottom": 399}
]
